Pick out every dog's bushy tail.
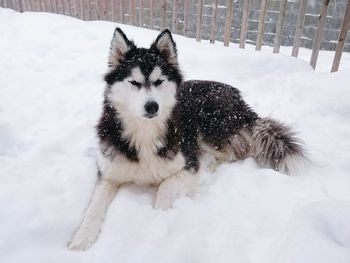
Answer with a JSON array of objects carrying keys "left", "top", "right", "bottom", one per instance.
[{"left": 251, "top": 118, "right": 306, "bottom": 174}]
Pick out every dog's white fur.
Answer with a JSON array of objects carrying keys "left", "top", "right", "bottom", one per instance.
[{"left": 108, "top": 66, "right": 177, "bottom": 127}]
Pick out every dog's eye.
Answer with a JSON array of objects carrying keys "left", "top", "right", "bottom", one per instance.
[
  {"left": 153, "top": 79, "right": 164, "bottom": 87},
  {"left": 129, "top": 80, "right": 142, "bottom": 88}
]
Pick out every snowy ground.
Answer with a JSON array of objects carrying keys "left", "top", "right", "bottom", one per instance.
[{"left": 1, "top": 8, "right": 350, "bottom": 263}]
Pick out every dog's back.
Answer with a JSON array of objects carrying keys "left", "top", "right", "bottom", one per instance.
[{"left": 179, "top": 80, "right": 306, "bottom": 174}]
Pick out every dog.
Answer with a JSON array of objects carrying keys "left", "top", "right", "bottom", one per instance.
[{"left": 67, "top": 28, "right": 306, "bottom": 250}]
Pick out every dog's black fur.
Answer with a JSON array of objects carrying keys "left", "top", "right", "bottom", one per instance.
[
  {"left": 178, "top": 80, "right": 259, "bottom": 171},
  {"left": 97, "top": 101, "right": 139, "bottom": 162}
]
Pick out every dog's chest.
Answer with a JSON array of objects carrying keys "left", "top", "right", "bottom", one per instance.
[{"left": 99, "top": 146, "right": 185, "bottom": 186}]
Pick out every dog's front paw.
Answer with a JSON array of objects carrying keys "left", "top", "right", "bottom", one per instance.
[
  {"left": 155, "top": 171, "right": 199, "bottom": 210},
  {"left": 67, "top": 223, "right": 100, "bottom": 251},
  {"left": 67, "top": 231, "right": 97, "bottom": 251},
  {"left": 154, "top": 193, "right": 173, "bottom": 210}
]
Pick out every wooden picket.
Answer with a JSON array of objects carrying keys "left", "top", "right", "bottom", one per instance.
[
  {"left": 239, "top": 0, "right": 249, "bottom": 49},
  {"left": 196, "top": 0, "right": 203, "bottom": 42},
  {"left": 140, "top": 0, "right": 144, "bottom": 27},
  {"left": 172, "top": 0, "right": 177, "bottom": 33},
  {"left": 161, "top": 0, "right": 166, "bottom": 29},
  {"left": 310, "top": 0, "right": 330, "bottom": 69},
  {"left": 130, "top": 0, "right": 135, "bottom": 25},
  {"left": 210, "top": 0, "right": 218, "bottom": 44},
  {"left": 149, "top": 0, "right": 153, "bottom": 28},
  {"left": 273, "top": 0, "right": 288, "bottom": 53},
  {"left": 331, "top": 0, "right": 350, "bottom": 72},
  {"left": 223, "top": 0, "right": 233, "bottom": 46},
  {"left": 292, "top": 0, "right": 308, "bottom": 57},
  {"left": 256, "top": 0, "right": 267, "bottom": 51},
  {"left": 183, "top": 0, "right": 189, "bottom": 36}
]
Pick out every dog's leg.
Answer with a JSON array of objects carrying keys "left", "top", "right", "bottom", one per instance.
[
  {"left": 155, "top": 170, "right": 199, "bottom": 210},
  {"left": 67, "top": 178, "right": 118, "bottom": 250}
]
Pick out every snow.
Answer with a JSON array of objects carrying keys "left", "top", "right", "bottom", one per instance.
[{"left": 1, "top": 7, "right": 350, "bottom": 263}]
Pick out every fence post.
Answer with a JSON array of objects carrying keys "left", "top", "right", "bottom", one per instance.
[
  {"left": 96, "top": 0, "right": 101, "bottom": 20},
  {"left": 130, "top": 0, "right": 135, "bottom": 25},
  {"left": 27, "top": 0, "right": 32, "bottom": 11},
  {"left": 140, "top": 0, "right": 144, "bottom": 27},
  {"left": 87, "top": 0, "right": 91, "bottom": 20},
  {"left": 60, "top": 0, "right": 65, "bottom": 14},
  {"left": 35, "top": 0, "right": 40, "bottom": 11},
  {"left": 71, "top": 0, "right": 78, "bottom": 17},
  {"left": 273, "top": 0, "right": 288, "bottom": 53},
  {"left": 18, "top": 0, "right": 24, "bottom": 11},
  {"left": 48, "top": 0, "right": 52, "bottom": 12},
  {"left": 74, "top": 0, "right": 83, "bottom": 19},
  {"left": 48, "top": 0, "right": 53, "bottom": 12},
  {"left": 120, "top": 0, "right": 124, "bottom": 23},
  {"left": 42, "top": 0, "right": 47, "bottom": 11},
  {"left": 224, "top": 0, "right": 233, "bottom": 46},
  {"left": 256, "top": 0, "right": 267, "bottom": 50},
  {"left": 172, "top": 0, "right": 177, "bottom": 33},
  {"left": 331, "top": 0, "right": 350, "bottom": 72},
  {"left": 11, "top": 0, "right": 16, "bottom": 11},
  {"left": 149, "top": 0, "right": 153, "bottom": 29},
  {"left": 239, "top": 0, "right": 249, "bottom": 48},
  {"left": 292, "top": 0, "right": 308, "bottom": 57},
  {"left": 196, "top": 0, "right": 203, "bottom": 41},
  {"left": 210, "top": 0, "right": 218, "bottom": 44},
  {"left": 110, "top": 0, "right": 114, "bottom": 21},
  {"left": 48, "top": 0, "right": 52, "bottom": 13},
  {"left": 52, "top": 0, "right": 55, "bottom": 13},
  {"left": 310, "top": 0, "right": 330, "bottom": 69},
  {"left": 22, "top": 0, "right": 27, "bottom": 11},
  {"left": 161, "top": 0, "right": 166, "bottom": 30},
  {"left": 25, "top": 0, "right": 31, "bottom": 11},
  {"left": 6, "top": 0, "right": 11, "bottom": 9},
  {"left": 184, "top": 0, "right": 190, "bottom": 36}
]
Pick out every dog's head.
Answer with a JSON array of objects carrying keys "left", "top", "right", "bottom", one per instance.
[{"left": 104, "top": 28, "right": 182, "bottom": 120}]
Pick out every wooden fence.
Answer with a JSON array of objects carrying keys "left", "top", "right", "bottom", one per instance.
[{"left": 1, "top": 0, "right": 350, "bottom": 72}]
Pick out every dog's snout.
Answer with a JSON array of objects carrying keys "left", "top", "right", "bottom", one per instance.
[{"left": 144, "top": 101, "right": 159, "bottom": 117}]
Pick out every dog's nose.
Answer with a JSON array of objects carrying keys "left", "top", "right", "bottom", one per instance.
[{"left": 144, "top": 101, "right": 159, "bottom": 117}]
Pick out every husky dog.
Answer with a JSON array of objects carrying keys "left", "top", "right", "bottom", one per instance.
[{"left": 67, "top": 28, "right": 305, "bottom": 250}]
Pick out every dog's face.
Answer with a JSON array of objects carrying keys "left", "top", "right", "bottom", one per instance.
[{"left": 104, "top": 28, "right": 182, "bottom": 120}]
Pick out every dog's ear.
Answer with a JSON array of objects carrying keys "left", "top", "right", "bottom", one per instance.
[
  {"left": 151, "top": 29, "right": 178, "bottom": 67},
  {"left": 108, "top": 28, "right": 135, "bottom": 68}
]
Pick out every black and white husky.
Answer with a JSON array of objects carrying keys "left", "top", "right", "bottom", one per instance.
[{"left": 68, "top": 28, "right": 306, "bottom": 250}]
